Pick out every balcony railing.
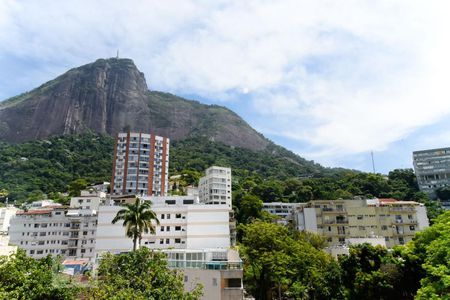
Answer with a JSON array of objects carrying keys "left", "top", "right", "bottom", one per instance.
[{"left": 167, "top": 260, "right": 243, "bottom": 270}]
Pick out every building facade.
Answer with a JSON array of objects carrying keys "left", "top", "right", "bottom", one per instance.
[
  {"left": 198, "top": 166, "right": 232, "bottom": 206},
  {"left": 166, "top": 248, "right": 243, "bottom": 300},
  {"left": 95, "top": 196, "right": 232, "bottom": 258},
  {"left": 70, "top": 189, "right": 107, "bottom": 211},
  {"left": 413, "top": 147, "right": 450, "bottom": 207},
  {"left": 290, "top": 198, "right": 429, "bottom": 248},
  {"left": 9, "top": 206, "right": 98, "bottom": 262},
  {"left": 262, "top": 202, "right": 305, "bottom": 225},
  {"left": 0, "top": 206, "right": 19, "bottom": 234},
  {"left": 111, "top": 132, "right": 170, "bottom": 197}
]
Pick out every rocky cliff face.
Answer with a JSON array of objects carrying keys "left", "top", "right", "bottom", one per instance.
[{"left": 0, "top": 58, "right": 268, "bottom": 150}]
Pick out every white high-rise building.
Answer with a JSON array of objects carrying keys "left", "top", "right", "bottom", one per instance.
[
  {"left": 198, "top": 166, "right": 232, "bottom": 206},
  {"left": 111, "top": 132, "right": 170, "bottom": 196}
]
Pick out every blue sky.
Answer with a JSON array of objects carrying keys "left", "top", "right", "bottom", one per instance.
[{"left": 1, "top": 0, "right": 450, "bottom": 174}]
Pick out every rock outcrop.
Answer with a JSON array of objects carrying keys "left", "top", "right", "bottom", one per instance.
[{"left": 0, "top": 58, "right": 268, "bottom": 150}]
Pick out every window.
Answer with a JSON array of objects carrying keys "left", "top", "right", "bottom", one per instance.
[
  {"left": 175, "top": 226, "right": 181, "bottom": 231},
  {"left": 357, "top": 215, "right": 363, "bottom": 220},
  {"left": 410, "top": 225, "right": 415, "bottom": 231},
  {"left": 37, "top": 250, "right": 43, "bottom": 254},
  {"left": 381, "top": 225, "right": 388, "bottom": 230},
  {"left": 30, "top": 250, "right": 35, "bottom": 254},
  {"left": 175, "top": 238, "right": 181, "bottom": 244},
  {"left": 399, "top": 237, "right": 405, "bottom": 245},
  {"left": 165, "top": 239, "right": 170, "bottom": 244},
  {"left": 161, "top": 226, "right": 165, "bottom": 232},
  {"left": 184, "top": 276, "right": 188, "bottom": 282},
  {"left": 160, "top": 239, "right": 164, "bottom": 244},
  {"left": 166, "top": 226, "right": 170, "bottom": 232},
  {"left": 83, "top": 231, "right": 88, "bottom": 236},
  {"left": 39, "top": 232, "right": 46, "bottom": 236},
  {"left": 176, "top": 214, "right": 182, "bottom": 219},
  {"left": 166, "top": 214, "right": 171, "bottom": 219},
  {"left": 161, "top": 214, "right": 165, "bottom": 219}
]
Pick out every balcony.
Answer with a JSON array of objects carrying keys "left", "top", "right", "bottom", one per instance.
[{"left": 322, "top": 207, "right": 347, "bottom": 214}]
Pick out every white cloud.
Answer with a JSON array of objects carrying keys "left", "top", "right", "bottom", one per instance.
[{"left": 1, "top": 0, "right": 450, "bottom": 167}]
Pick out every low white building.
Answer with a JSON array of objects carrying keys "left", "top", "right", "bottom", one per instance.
[
  {"left": 262, "top": 202, "right": 306, "bottom": 225},
  {"left": 0, "top": 235, "right": 17, "bottom": 256},
  {"left": 70, "top": 189, "right": 107, "bottom": 211},
  {"left": 95, "top": 196, "right": 232, "bottom": 258},
  {"left": 0, "top": 206, "right": 19, "bottom": 234},
  {"left": 9, "top": 205, "right": 97, "bottom": 262},
  {"left": 165, "top": 248, "right": 243, "bottom": 300}
]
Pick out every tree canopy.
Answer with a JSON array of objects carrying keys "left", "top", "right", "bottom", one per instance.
[{"left": 83, "top": 247, "right": 202, "bottom": 300}]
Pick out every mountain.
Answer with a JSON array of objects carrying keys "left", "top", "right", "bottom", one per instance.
[{"left": 0, "top": 58, "right": 268, "bottom": 150}]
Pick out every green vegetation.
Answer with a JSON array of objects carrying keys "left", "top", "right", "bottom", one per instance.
[
  {"left": 83, "top": 247, "right": 202, "bottom": 299},
  {"left": 240, "top": 221, "right": 344, "bottom": 299},
  {"left": 0, "top": 133, "right": 114, "bottom": 203},
  {"left": 0, "top": 133, "right": 441, "bottom": 222},
  {"left": 240, "top": 211, "right": 450, "bottom": 300},
  {"left": 0, "top": 248, "right": 202, "bottom": 300},
  {"left": 0, "top": 249, "right": 78, "bottom": 299},
  {"left": 112, "top": 197, "right": 160, "bottom": 251}
]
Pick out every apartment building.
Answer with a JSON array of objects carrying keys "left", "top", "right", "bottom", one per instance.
[
  {"left": 70, "top": 189, "right": 107, "bottom": 211},
  {"left": 166, "top": 248, "right": 243, "bottom": 300},
  {"left": 95, "top": 196, "right": 232, "bottom": 257},
  {"left": 198, "top": 166, "right": 232, "bottom": 206},
  {"left": 111, "top": 132, "right": 170, "bottom": 197},
  {"left": 291, "top": 198, "right": 429, "bottom": 248},
  {"left": 0, "top": 206, "right": 19, "bottom": 234},
  {"left": 9, "top": 206, "right": 98, "bottom": 262},
  {"left": 262, "top": 202, "right": 305, "bottom": 225},
  {"left": 413, "top": 147, "right": 450, "bottom": 207}
]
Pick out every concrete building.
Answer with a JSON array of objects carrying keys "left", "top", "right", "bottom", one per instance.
[
  {"left": 199, "top": 166, "right": 232, "bottom": 206},
  {"left": 413, "top": 147, "right": 450, "bottom": 207},
  {"left": 95, "top": 196, "right": 232, "bottom": 257},
  {"left": 111, "top": 132, "right": 170, "bottom": 197},
  {"left": 9, "top": 205, "right": 98, "bottom": 262},
  {"left": 292, "top": 198, "right": 429, "bottom": 248},
  {"left": 0, "top": 235, "right": 17, "bottom": 256},
  {"left": 262, "top": 202, "right": 305, "bottom": 225},
  {"left": 165, "top": 248, "right": 243, "bottom": 300},
  {"left": 0, "top": 206, "right": 19, "bottom": 234},
  {"left": 70, "top": 189, "right": 107, "bottom": 211}
]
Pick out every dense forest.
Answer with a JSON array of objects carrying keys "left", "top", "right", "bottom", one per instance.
[{"left": 0, "top": 133, "right": 442, "bottom": 220}]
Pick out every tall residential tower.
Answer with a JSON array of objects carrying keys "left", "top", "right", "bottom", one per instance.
[
  {"left": 198, "top": 166, "right": 232, "bottom": 206},
  {"left": 111, "top": 132, "right": 169, "bottom": 196}
]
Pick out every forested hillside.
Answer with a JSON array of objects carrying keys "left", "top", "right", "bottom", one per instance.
[{"left": 0, "top": 133, "right": 433, "bottom": 211}]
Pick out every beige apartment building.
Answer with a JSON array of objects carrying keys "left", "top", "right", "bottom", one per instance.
[{"left": 292, "top": 198, "right": 429, "bottom": 248}]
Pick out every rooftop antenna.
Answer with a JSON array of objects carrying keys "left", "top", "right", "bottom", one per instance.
[
  {"left": 371, "top": 151, "right": 376, "bottom": 173},
  {"left": 116, "top": 50, "right": 119, "bottom": 59}
]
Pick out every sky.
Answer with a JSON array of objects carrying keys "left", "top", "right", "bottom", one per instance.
[{"left": 1, "top": 0, "right": 450, "bottom": 174}]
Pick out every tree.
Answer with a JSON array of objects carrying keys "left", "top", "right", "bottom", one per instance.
[
  {"left": 237, "top": 194, "right": 263, "bottom": 224},
  {"left": 112, "top": 197, "right": 160, "bottom": 251},
  {"left": 0, "top": 249, "right": 78, "bottom": 299},
  {"left": 67, "top": 178, "right": 88, "bottom": 197},
  {"left": 240, "top": 221, "right": 344, "bottom": 300},
  {"left": 412, "top": 211, "right": 450, "bottom": 299},
  {"left": 83, "top": 247, "right": 202, "bottom": 299}
]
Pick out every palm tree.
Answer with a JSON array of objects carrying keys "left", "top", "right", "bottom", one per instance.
[{"left": 112, "top": 197, "right": 160, "bottom": 251}]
